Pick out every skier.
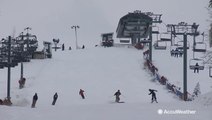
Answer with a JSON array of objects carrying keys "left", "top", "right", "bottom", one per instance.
[
  {"left": 69, "top": 46, "right": 72, "bottom": 50},
  {"left": 31, "top": 93, "right": 38, "bottom": 108},
  {"left": 114, "top": 90, "right": 121, "bottom": 103},
  {"left": 174, "top": 48, "right": 179, "bottom": 57},
  {"left": 79, "top": 89, "right": 85, "bottom": 99},
  {"left": 148, "top": 89, "right": 158, "bottom": 103},
  {"left": 82, "top": 45, "right": 85, "bottom": 49},
  {"left": 52, "top": 92, "right": 58, "bottom": 105},
  {"left": 18, "top": 77, "right": 26, "bottom": 89},
  {"left": 62, "top": 44, "right": 65, "bottom": 51},
  {"left": 194, "top": 63, "right": 199, "bottom": 73}
]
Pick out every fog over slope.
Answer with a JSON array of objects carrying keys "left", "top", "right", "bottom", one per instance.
[{"left": 0, "top": 0, "right": 209, "bottom": 48}]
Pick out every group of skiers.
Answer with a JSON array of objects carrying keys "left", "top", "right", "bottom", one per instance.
[
  {"left": 61, "top": 44, "right": 85, "bottom": 51},
  {"left": 112, "top": 89, "right": 158, "bottom": 103},
  {"left": 30, "top": 89, "right": 158, "bottom": 108},
  {"left": 31, "top": 89, "right": 85, "bottom": 108}
]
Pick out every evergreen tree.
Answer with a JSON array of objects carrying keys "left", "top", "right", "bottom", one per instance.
[{"left": 193, "top": 82, "right": 201, "bottom": 98}]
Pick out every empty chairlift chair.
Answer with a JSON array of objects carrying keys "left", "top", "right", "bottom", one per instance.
[
  {"left": 154, "top": 40, "right": 167, "bottom": 50},
  {"left": 193, "top": 42, "right": 207, "bottom": 52},
  {"left": 176, "top": 40, "right": 190, "bottom": 50},
  {"left": 160, "top": 32, "right": 172, "bottom": 41}
]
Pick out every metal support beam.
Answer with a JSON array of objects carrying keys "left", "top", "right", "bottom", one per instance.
[
  {"left": 183, "top": 33, "right": 187, "bottom": 101},
  {"left": 149, "top": 26, "right": 153, "bottom": 61},
  {"left": 21, "top": 62, "right": 23, "bottom": 80},
  {"left": 7, "top": 36, "right": 11, "bottom": 101}
]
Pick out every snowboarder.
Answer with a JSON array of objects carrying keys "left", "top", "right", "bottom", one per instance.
[
  {"left": 114, "top": 90, "right": 121, "bottom": 103},
  {"left": 79, "top": 89, "right": 85, "bottom": 99},
  {"left": 148, "top": 89, "right": 158, "bottom": 103},
  {"left": 194, "top": 63, "right": 199, "bottom": 73},
  {"left": 52, "top": 92, "right": 58, "bottom": 105},
  {"left": 31, "top": 93, "right": 38, "bottom": 108}
]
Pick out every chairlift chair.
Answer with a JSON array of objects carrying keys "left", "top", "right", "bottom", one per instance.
[
  {"left": 193, "top": 42, "right": 206, "bottom": 52},
  {"left": 154, "top": 40, "right": 167, "bottom": 50},
  {"left": 160, "top": 32, "right": 172, "bottom": 41},
  {"left": 189, "top": 58, "right": 204, "bottom": 70},
  {"left": 176, "top": 40, "right": 190, "bottom": 50},
  {"left": 170, "top": 45, "right": 183, "bottom": 56},
  {"left": 209, "top": 66, "right": 212, "bottom": 78}
]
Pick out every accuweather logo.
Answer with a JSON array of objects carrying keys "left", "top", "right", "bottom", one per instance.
[{"left": 157, "top": 109, "right": 196, "bottom": 115}]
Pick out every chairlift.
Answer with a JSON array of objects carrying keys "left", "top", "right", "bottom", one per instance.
[
  {"left": 153, "top": 40, "right": 167, "bottom": 50},
  {"left": 176, "top": 41, "right": 189, "bottom": 50},
  {"left": 139, "top": 39, "right": 151, "bottom": 43},
  {"left": 189, "top": 58, "right": 204, "bottom": 70},
  {"left": 160, "top": 32, "right": 171, "bottom": 41},
  {"left": 170, "top": 45, "right": 183, "bottom": 56},
  {"left": 193, "top": 42, "right": 206, "bottom": 52},
  {"left": 152, "top": 30, "right": 159, "bottom": 34},
  {"left": 209, "top": 66, "right": 212, "bottom": 78}
]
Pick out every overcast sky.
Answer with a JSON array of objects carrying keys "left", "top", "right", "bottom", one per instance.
[{"left": 0, "top": 0, "right": 210, "bottom": 48}]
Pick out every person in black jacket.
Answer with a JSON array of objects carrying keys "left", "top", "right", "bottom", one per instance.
[
  {"left": 52, "top": 92, "right": 58, "bottom": 105},
  {"left": 79, "top": 89, "right": 85, "bottom": 99},
  {"left": 31, "top": 93, "right": 38, "bottom": 108},
  {"left": 194, "top": 63, "right": 199, "bottom": 73},
  {"left": 114, "top": 90, "right": 121, "bottom": 103},
  {"left": 148, "top": 89, "right": 158, "bottom": 103}
]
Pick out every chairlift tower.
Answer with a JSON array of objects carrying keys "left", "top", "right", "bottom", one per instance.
[
  {"left": 0, "top": 36, "right": 18, "bottom": 105},
  {"left": 167, "top": 22, "right": 199, "bottom": 101}
]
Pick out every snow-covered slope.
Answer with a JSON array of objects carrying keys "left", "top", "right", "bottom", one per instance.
[{"left": 0, "top": 47, "right": 212, "bottom": 120}]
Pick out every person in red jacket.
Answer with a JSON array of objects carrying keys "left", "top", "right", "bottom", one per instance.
[{"left": 79, "top": 89, "right": 85, "bottom": 99}]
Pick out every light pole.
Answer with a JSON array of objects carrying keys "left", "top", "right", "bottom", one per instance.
[{"left": 71, "top": 25, "right": 80, "bottom": 49}]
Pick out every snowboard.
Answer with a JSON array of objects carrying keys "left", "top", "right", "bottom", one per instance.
[{"left": 109, "top": 101, "right": 125, "bottom": 104}]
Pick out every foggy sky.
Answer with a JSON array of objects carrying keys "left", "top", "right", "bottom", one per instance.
[{"left": 0, "top": 0, "right": 210, "bottom": 48}]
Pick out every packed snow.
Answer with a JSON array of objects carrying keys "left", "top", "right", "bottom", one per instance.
[
  {"left": 0, "top": 0, "right": 212, "bottom": 120},
  {"left": 0, "top": 47, "right": 212, "bottom": 120}
]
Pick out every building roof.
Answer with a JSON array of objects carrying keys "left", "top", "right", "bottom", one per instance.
[{"left": 116, "top": 11, "right": 153, "bottom": 38}]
